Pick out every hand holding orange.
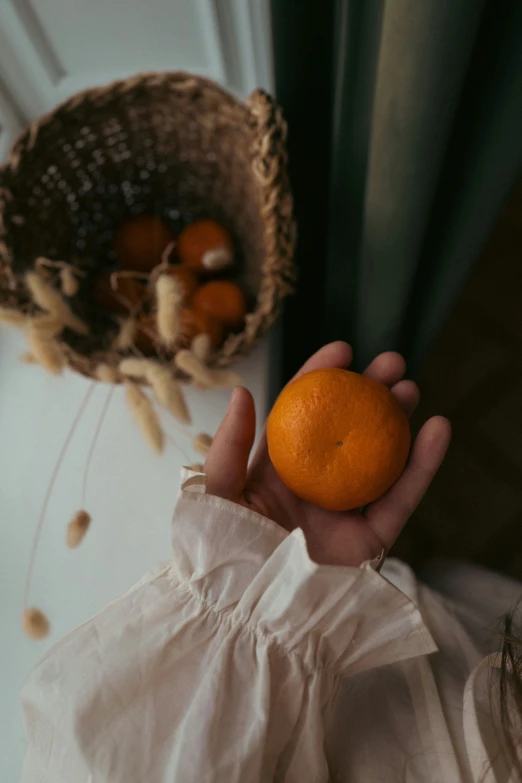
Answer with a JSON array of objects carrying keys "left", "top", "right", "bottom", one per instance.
[{"left": 203, "top": 342, "right": 451, "bottom": 567}]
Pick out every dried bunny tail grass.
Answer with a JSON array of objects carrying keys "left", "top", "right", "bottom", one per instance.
[
  {"left": 25, "top": 271, "right": 88, "bottom": 335},
  {"left": 119, "top": 357, "right": 150, "bottom": 379},
  {"left": 208, "top": 368, "right": 243, "bottom": 388},
  {"left": 95, "top": 363, "right": 119, "bottom": 384},
  {"left": 0, "top": 307, "right": 28, "bottom": 328},
  {"left": 60, "top": 266, "right": 80, "bottom": 297},
  {"left": 120, "top": 358, "right": 191, "bottom": 424},
  {"left": 193, "top": 432, "right": 213, "bottom": 455},
  {"left": 23, "top": 383, "right": 95, "bottom": 621},
  {"left": 29, "top": 313, "right": 63, "bottom": 338},
  {"left": 20, "top": 352, "right": 37, "bottom": 364},
  {"left": 112, "top": 317, "right": 137, "bottom": 351},
  {"left": 125, "top": 380, "right": 164, "bottom": 453},
  {"left": 26, "top": 271, "right": 62, "bottom": 311},
  {"left": 66, "top": 510, "right": 91, "bottom": 548},
  {"left": 174, "top": 350, "right": 214, "bottom": 387},
  {"left": 156, "top": 274, "right": 183, "bottom": 347},
  {"left": 36, "top": 259, "right": 83, "bottom": 297},
  {"left": 22, "top": 608, "right": 50, "bottom": 640},
  {"left": 202, "top": 248, "right": 233, "bottom": 271},
  {"left": 175, "top": 349, "right": 242, "bottom": 389},
  {"left": 191, "top": 333, "right": 211, "bottom": 362},
  {"left": 26, "top": 327, "right": 65, "bottom": 375},
  {"left": 34, "top": 257, "right": 53, "bottom": 279},
  {"left": 147, "top": 365, "right": 191, "bottom": 425}
]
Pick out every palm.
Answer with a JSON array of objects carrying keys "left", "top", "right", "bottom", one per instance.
[
  {"left": 205, "top": 343, "right": 451, "bottom": 568},
  {"left": 244, "top": 460, "right": 382, "bottom": 566}
]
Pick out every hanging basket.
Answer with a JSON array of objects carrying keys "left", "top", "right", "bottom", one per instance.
[{"left": 0, "top": 71, "right": 295, "bottom": 382}]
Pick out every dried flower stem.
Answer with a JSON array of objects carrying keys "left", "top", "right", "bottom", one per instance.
[
  {"left": 164, "top": 432, "right": 192, "bottom": 463},
  {"left": 109, "top": 270, "right": 148, "bottom": 312},
  {"left": 81, "top": 387, "right": 114, "bottom": 508},
  {"left": 161, "top": 240, "right": 176, "bottom": 266},
  {"left": 23, "top": 383, "right": 95, "bottom": 609},
  {"left": 110, "top": 270, "right": 148, "bottom": 287}
]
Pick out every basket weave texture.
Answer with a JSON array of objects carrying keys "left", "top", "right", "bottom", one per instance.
[{"left": 0, "top": 71, "right": 295, "bottom": 380}]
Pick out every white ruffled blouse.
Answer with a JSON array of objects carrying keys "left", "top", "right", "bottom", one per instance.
[{"left": 20, "top": 470, "right": 520, "bottom": 783}]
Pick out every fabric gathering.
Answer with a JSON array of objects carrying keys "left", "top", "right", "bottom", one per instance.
[{"left": 19, "top": 470, "right": 522, "bottom": 783}]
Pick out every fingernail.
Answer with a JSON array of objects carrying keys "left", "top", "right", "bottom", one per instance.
[{"left": 229, "top": 387, "right": 240, "bottom": 408}]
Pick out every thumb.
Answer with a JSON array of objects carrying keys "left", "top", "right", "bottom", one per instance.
[{"left": 205, "top": 387, "right": 256, "bottom": 499}]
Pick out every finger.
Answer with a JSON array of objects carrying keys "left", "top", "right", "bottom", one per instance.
[
  {"left": 249, "top": 342, "right": 353, "bottom": 474},
  {"left": 205, "top": 387, "right": 256, "bottom": 499},
  {"left": 291, "top": 341, "right": 353, "bottom": 381},
  {"left": 365, "top": 416, "right": 451, "bottom": 549},
  {"left": 363, "top": 351, "right": 406, "bottom": 387},
  {"left": 390, "top": 379, "right": 420, "bottom": 419}
]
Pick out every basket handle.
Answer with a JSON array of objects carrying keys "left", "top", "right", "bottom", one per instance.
[
  {"left": 245, "top": 89, "right": 288, "bottom": 188},
  {"left": 243, "top": 89, "right": 296, "bottom": 316}
]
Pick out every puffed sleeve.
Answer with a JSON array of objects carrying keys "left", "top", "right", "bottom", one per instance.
[{"left": 21, "top": 470, "right": 436, "bottom": 783}]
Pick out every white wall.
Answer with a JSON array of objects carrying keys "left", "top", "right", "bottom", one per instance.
[{"left": 0, "top": 2, "right": 274, "bottom": 778}]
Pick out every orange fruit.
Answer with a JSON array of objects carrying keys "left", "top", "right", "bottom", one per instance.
[
  {"left": 113, "top": 215, "right": 176, "bottom": 272},
  {"left": 178, "top": 219, "right": 233, "bottom": 272},
  {"left": 92, "top": 272, "right": 144, "bottom": 315},
  {"left": 192, "top": 281, "right": 247, "bottom": 332},
  {"left": 179, "top": 306, "right": 224, "bottom": 349},
  {"left": 267, "top": 369, "right": 410, "bottom": 511},
  {"left": 163, "top": 266, "right": 198, "bottom": 302}
]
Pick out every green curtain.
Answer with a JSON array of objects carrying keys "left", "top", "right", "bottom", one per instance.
[{"left": 271, "top": 0, "right": 522, "bottom": 377}]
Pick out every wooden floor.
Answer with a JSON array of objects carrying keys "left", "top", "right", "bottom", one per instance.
[{"left": 392, "top": 178, "right": 522, "bottom": 577}]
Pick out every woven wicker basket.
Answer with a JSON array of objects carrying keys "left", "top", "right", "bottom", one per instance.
[{"left": 0, "top": 72, "right": 295, "bottom": 381}]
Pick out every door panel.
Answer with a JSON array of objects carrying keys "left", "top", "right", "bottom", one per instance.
[{"left": 0, "top": 0, "right": 273, "bottom": 158}]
